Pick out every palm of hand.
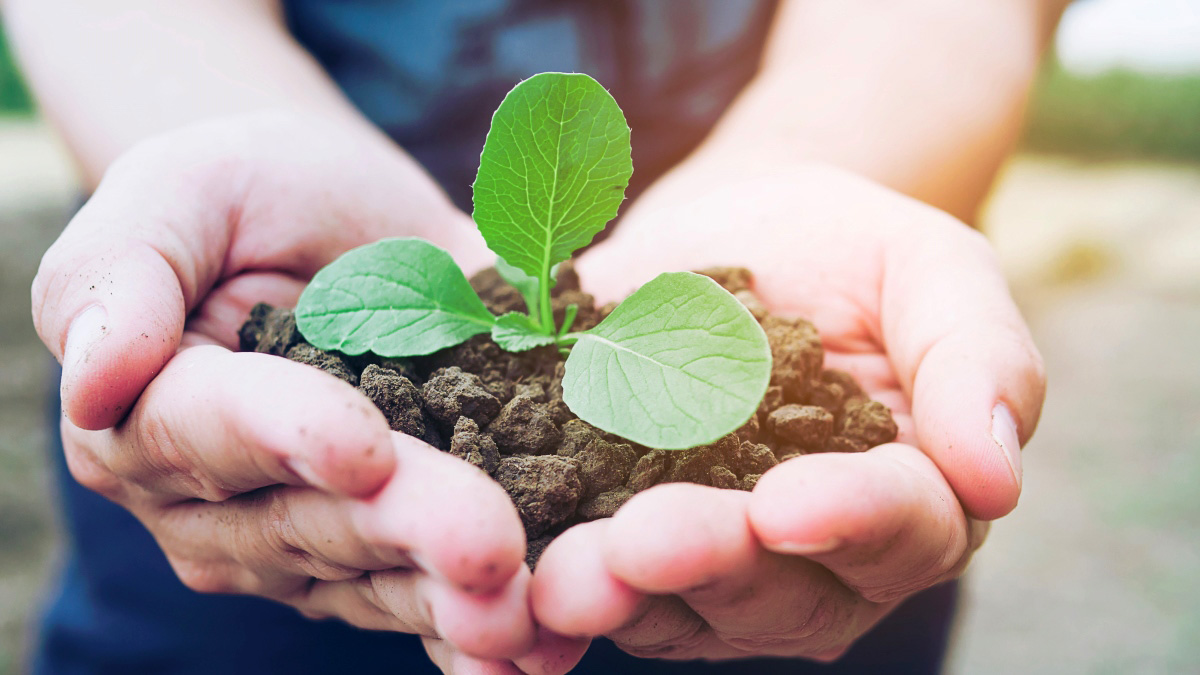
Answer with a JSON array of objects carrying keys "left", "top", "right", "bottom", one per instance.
[{"left": 528, "top": 164, "right": 1040, "bottom": 662}]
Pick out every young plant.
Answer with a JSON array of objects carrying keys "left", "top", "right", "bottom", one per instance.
[{"left": 295, "top": 73, "right": 771, "bottom": 449}]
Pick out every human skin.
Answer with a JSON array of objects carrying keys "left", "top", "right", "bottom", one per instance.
[
  {"left": 30, "top": 112, "right": 587, "bottom": 671},
  {"left": 534, "top": 159, "right": 1044, "bottom": 661},
  {"left": 10, "top": 0, "right": 1063, "bottom": 672}
]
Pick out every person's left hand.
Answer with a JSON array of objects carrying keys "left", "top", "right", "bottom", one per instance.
[{"left": 528, "top": 160, "right": 1044, "bottom": 662}]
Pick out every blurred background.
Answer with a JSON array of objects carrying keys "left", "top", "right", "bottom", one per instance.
[{"left": 0, "top": 0, "right": 1197, "bottom": 672}]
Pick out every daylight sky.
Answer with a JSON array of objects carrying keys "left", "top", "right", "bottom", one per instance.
[{"left": 1057, "top": 0, "right": 1200, "bottom": 73}]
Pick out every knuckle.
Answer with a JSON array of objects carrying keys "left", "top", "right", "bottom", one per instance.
[
  {"left": 794, "top": 589, "right": 839, "bottom": 641},
  {"left": 122, "top": 412, "right": 234, "bottom": 502},
  {"left": 260, "top": 492, "right": 354, "bottom": 581}
]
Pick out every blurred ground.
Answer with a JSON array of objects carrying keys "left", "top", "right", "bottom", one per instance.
[{"left": 0, "top": 120, "right": 1197, "bottom": 673}]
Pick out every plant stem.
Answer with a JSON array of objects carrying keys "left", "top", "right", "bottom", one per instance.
[
  {"left": 539, "top": 259, "right": 554, "bottom": 334},
  {"left": 556, "top": 331, "right": 584, "bottom": 347}
]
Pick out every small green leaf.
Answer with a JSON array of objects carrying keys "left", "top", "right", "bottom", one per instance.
[
  {"left": 562, "top": 272, "right": 771, "bottom": 449},
  {"left": 492, "top": 312, "right": 556, "bottom": 352},
  {"left": 495, "top": 258, "right": 558, "bottom": 320},
  {"left": 473, "top": 72, "right": 633, "bottom": 279},
  {"left": 296, "top": 238, "right": 495, "bottom": 357}
]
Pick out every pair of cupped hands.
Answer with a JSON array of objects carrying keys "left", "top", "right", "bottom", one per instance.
[{"left": 33, "top": 113, "right": 1044, "bottom": 673}]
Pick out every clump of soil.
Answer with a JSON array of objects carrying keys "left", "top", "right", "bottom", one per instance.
[{"left": 240, "top": 264, "right": 898, "bottom": 568}]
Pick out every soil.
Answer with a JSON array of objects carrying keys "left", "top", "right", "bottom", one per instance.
[{"left": 240, "top": 264, "right": 897, "bottom": 569}]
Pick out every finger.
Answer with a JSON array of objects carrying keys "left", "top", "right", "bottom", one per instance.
[
  {"left": 355, "top": 435, "right": 527, "bottom": 594},
  {"left": 420, "top": 629, "right": 589, "bottom": 675},
  {"left": 366, "top": 566, "right": 536, "bottom": 659},
  {"left": 883, "top": 221, "right": 1046, "bottom": 519},
  {"left": 605, "top": 595, "right": 737, "bottom": 661},
  {"left": 510, "top": 628, "right": 591, "bottom": 675},
  {"left": 602, "top": 484, "right": 883, "bottom": 654},
  {"left": 531, "top": 520, "right": 644, "bottom": 637},
  {"left": 31, "top": 153, "right": 236, "bottom": 430},
  {"left": 185, "top": 272, "right": 308, "bottom": 349},
  {"left": 299, "top": 570, "right": 536, "bottom": 661},
  {"left": 422, "top": 638, "right": 524, "bottom": 675},
  {"left": 749, "top": 444, "right": 970, "bottom": 602},
  {"left": 68, "top": 344, "right": 394, "bottom": 501},
  {"left": 153, "top": 436, "right": 526, "bottom": 597}
]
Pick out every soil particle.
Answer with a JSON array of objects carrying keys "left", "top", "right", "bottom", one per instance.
[
  {"left": 826, "top": 435, "right": 870, "bottom": 454},
  {"left": 468, "top": 268, "right": 527, "bottom": 316},
  {"left": 553, "top": 290, "right": 600, "bottom": 331},
  {"left": 769, "top": 404, "right": 835, "bottom": 449},
  {"left": 664, "top": 441, "right": 728, "bottom": 486},
  {"left": 359, "top": 365, "right": 426, "bottom": 437},
  {"left": 577, "top": 487, "right": 634, "bottom": 521},
  {"left": 628, "top": 449, "right": 670, "bottom": 492},
  {"left": 757, "top": 385, "right": 786, "bottom": 424},
  {"left": 838, "top": 400, "right": 899, "bottom": 447},
  {"left": 488, "top": 394, "right": 563, "bottom": 455},
  {"left": 735, "top": 414, "right": 760, "bottom": 444},
  {"left": 696, "top": 266, "right": 754, "bottom": 294},
  {"left": 526, "top": 532, "right": 559, "bottom": 571},
  {"left": 286, "top": 343, "right": 358, "bottom": 386},
  {"left": 495, "top": 455, "right": 582, "bottom": 539},
  {"left": 726, "top": 441, "right": 779, "bottom": 478},
  {"left": 708, "top": 466, "right": 740, "bottom": 490},
  {"left": 734, "top": 290, "right": 768, "bottom": 321},
  {"left": 449, "top": 417, "right": 501, "bottom": 474},
  {"left": 377, "top": 357, "right": 421, "bottom": 383},
  {"left": 421, "top": 367, "right": 502, "bottom": 427},
  {"left": 556, "top": 419, "right": 601, "bottom": 458},
  {"left": 241, "top": 265, "right": 897, "bottom": 567},
  {"left": 240, "top": 303, "right": 302, "bottom": 356},
  {"left": 573, "top": 437, "right": 637, "bottom": 501},
  {"left": 821, "top": 369, "right": 864, "bottom": 399},
  {"left": 804, "top": 379, "right": 845, "bottom": 411},
  {"left": 762, "top": 316, "right": 824, "bottom": 402}
]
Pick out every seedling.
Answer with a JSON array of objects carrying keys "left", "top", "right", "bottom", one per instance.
[{"left": 295, "top": 73, "right": 771, "bottom": 449}]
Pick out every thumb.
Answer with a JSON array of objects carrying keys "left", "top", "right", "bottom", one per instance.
[
  {"left": 883, "top": 221, "right": 1046, "bottom": 520},
  {"left": 31, "top": 154, "right": 234, "bottom": 430}
]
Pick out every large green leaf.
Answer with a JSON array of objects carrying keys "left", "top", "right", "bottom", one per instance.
[
  {"left": 295, "top": 238, "right": 495, "bottom": 357},
  {"left": 562, "top": 272, "right": 772, "bottom": 449},
  {"left": 473, "top": 72, "right": 633, "bottom": 279}
]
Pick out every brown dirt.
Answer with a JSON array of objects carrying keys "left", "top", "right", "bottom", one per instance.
[{"left": 241, "top": 264, "right": 897, "bottom": 568}]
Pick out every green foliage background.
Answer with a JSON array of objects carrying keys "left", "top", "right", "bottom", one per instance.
[
  {"left": 1023, "top": 57, "right": 1200, "bottom": 162},
  {"left": 0, "top": 21, "right": 33, "bottom": 116}
]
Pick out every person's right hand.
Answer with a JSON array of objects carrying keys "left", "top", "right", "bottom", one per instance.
[{"left": 31, "top": 112, "right": 584, "bottom": 673}]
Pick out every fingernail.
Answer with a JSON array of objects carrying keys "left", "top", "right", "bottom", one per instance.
[
  {"left": 991, "top": 403, "right": 1022, "bottom": 489},
  {"left": 771, "top": 537, "right": 842, "bottom": 557},
  {"left": 282, "top": 457, "right": 333, "bottom": 491},
  {"left": 63, "top": 305, "right": 108, "bottom": 370}
]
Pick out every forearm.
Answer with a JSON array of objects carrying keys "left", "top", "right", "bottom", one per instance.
[
  {"left": 695, "top": 0, "right": 1069, "bottom": 222},
  {"left": 4, "top": 0, "right": 386, "bottom": 189}
]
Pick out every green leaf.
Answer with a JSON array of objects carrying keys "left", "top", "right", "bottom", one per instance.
[
  {"left": 495, "top": 258, "right": 558, "bottom": 320},
  {"left": 473, "top": 72, "right": 633, "bottom": 279},
  {"left": 295, "top": 238, "right": 495, "bottom": 357},
  {"left": 562, "top": 272, "right": 771, "bottom": 449},
  {"left": 492, "top": 312, "right": 556, "bottom": 352}
]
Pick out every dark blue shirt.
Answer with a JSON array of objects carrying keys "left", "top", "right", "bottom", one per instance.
[{"left": 34, "top": 2, "right": 958, "bottom": 673}]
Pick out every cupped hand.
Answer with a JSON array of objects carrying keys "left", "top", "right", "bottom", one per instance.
[
  {"left": 530, "top": 161, "right": 1044, "bottom": 661},
  {"left": 31, "top": 112, "right": 583, "bottom": 671}
]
